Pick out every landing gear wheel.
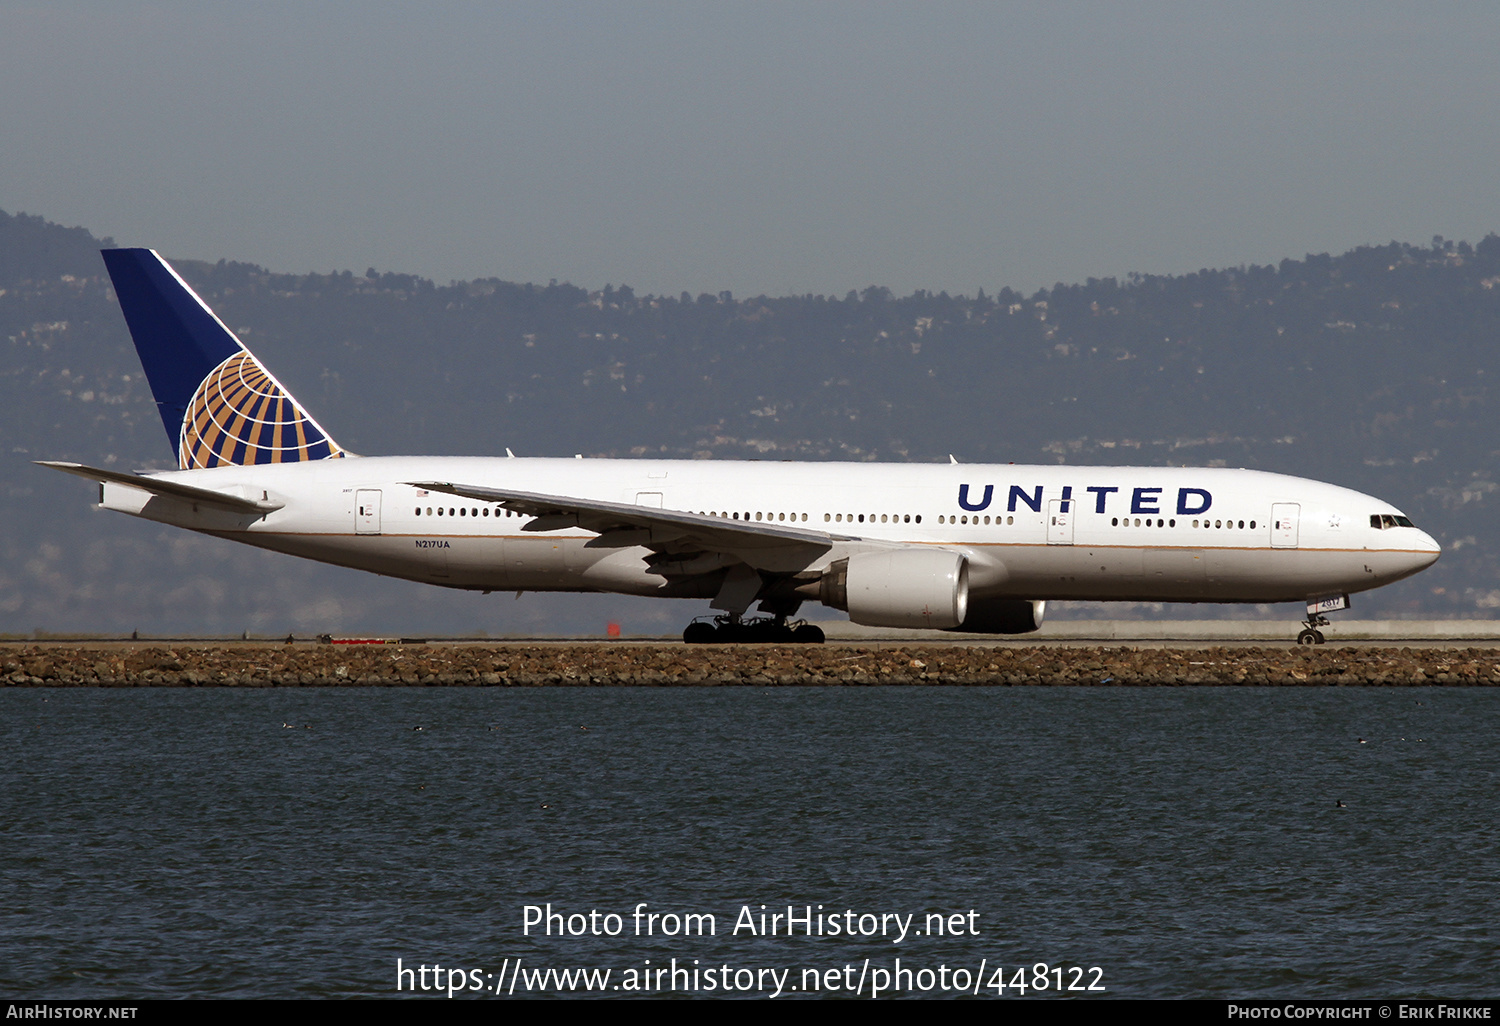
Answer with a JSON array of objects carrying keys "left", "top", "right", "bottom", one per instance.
[
  {"left": 683, "top": 621, "right": 717, "bottom": 644},
  {"left": 742, "top": 619, "right": 778, "bottom": 643},
  {"left": 1297, "top": 612, "right": 1332, "bottom": 645},
  {"left": 791, "top": 624, "right": 825, "bottom": 644}
]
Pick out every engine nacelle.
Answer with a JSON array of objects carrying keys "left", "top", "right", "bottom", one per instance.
[
  {"left": 946, "top": 598, "right": 1046, "bottom": 635},
  {"left": 818, "top": 551, "right": 969, "bottom": 629}
]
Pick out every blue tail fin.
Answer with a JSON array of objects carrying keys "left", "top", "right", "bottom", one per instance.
[{"left": 101, "top": 248, "right": 345, "bottom": 469}]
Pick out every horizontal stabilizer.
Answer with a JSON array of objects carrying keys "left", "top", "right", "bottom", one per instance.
[{"left": 36, "top": 461, "right": 284, "bottom": 515}]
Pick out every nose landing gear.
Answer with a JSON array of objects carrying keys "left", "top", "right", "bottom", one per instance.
[
  {"left": 1297, "top": 615, "right": 1328, "bottom": 646},
  {"left": 1296, "top": 594, "right": 1349, "bottom": 645}
]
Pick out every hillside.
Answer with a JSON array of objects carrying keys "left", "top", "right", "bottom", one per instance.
[{"left": 3, "top": 209, "right": 1496, "bottom": 634}]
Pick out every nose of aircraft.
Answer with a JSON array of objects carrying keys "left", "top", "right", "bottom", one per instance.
[{"left": 1406, "top": 530, "right": 1442, "bottom": 573}]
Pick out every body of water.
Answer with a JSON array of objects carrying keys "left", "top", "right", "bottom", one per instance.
[{"left": 2, "top": 686, "right": 1495, "bottom": 998}]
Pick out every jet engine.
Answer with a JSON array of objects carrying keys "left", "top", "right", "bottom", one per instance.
[
  {"left": 945, "top": 598, "right": 1046, "bottom": 634},
  {"left": 815, "top": 552, "right": 969, "bottom": 629}
]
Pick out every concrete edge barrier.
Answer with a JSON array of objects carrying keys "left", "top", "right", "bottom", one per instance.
[{"left": 813, "top": 620, "right": 1500, "bottom": 641}]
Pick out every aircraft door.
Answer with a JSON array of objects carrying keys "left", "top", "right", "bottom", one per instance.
[
  {"left": 1046, "top": 498, "right": 1074, "bottom": 545},
  {"left": 1271, "top": 503, "right": 1299, "bottom": 548},
  {"left": 356, "top": 489, "right": 382, "bottom": 535}
]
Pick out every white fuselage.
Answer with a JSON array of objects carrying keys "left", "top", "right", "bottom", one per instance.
[{"left": 99, "top": 456, "right": 1440, "bottom": 606}]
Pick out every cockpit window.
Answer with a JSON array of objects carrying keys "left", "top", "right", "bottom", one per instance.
[{"left": 1371, "top": 513, "right": 1417, "bottom": 529}]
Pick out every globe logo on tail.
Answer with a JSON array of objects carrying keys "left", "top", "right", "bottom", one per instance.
[{"left": 179, "top": 351, "right": 344, "bottom": 469}]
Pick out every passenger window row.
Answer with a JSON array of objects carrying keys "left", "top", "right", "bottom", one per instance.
[
  {"left": 1109, "top": 517, "right": 1258, "bottom": 528},
  {"left": 409, "top": 506, "right": 1263, "bottom": 530},
  {"left": 403, "top": 505, "right": 1285, "bottom": 536},
  {"left": 415, "top": 506, "right": 516, "bottom": 517},
  {"left": 828, "top": 513, "right": 922, "bottom": 524},
  {"left": 701, "top": 511, "right": 812, "bottom": 522},
  {"left": 698, "top": 512, "right": 928, "bottom": 525}
]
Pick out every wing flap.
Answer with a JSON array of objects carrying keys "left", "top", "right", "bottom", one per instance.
[{"left": 37, "top": 461, "right": 284, "bottom": 515}]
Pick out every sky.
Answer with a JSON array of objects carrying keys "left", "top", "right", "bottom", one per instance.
[{"left": 3, "top": 1, "right": 1500, "bottom": 297}]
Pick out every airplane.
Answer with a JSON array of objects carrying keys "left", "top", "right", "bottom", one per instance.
[{"left": 40, "top": 248, "right": 1441, "bottom": 645}]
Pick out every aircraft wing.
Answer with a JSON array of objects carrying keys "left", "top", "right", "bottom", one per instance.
[
  {"left": 405, "top": 479, "right": 862, "bottom": 554},
  {"left": 36, "top": 461, "right": 284, "bottom": 515}
]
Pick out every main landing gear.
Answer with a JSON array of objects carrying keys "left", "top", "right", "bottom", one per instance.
[{"left": 682, "top": 613, "right": 825, "bottom": 644}]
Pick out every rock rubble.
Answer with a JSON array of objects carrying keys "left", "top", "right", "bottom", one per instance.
[{"left": 4, "top": 643, "right": 1499, "bottom": 687}]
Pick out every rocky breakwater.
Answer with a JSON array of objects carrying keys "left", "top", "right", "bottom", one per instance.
[{"left": 4, "top": 644, "right": 1500, "bottom": 687}]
